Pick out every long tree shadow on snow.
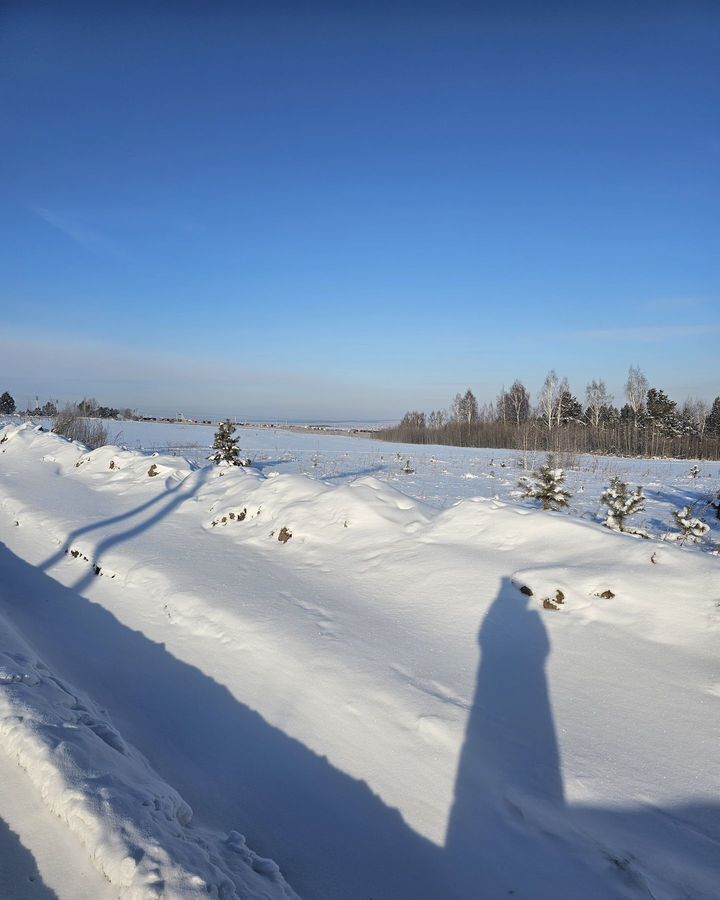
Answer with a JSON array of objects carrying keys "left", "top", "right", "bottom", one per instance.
[
  {"left": 320, "top": 464, "right": 386, "bottom": 481},
  {"left": 38, "top": 468, "right": 211, "bottom": 594},
  {"left": 0, "top": 541, "right": 443, "bottom": 900},
  {"left": 2, "top": 547, "right": 718, "bottom": 899}
]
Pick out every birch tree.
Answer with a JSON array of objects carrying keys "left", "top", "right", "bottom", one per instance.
[
  {"left": 539, "top": 370, "right": 559, "bottom": 430},
  {"left": 625, "top": 366, "right": 648, "bottom": 426},
  {"left": 510, "top": 380, "right": 530, "bottom": 425},
  {"left": 585, "top": 379, "right": 614, "bottom": 428}
]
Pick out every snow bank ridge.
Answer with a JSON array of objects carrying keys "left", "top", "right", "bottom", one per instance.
[{"left": 0, "top": 613, "right": 297, "bottom": 899}]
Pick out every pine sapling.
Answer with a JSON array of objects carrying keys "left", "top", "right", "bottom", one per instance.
[
  {"left": 601, "top": 476, "right": 645, "bottom": 532},
  {"left": 518, "top": 458, "right": 571, "bottom": 511},
  {"left": 672, "top": 506, "right": 709, "bottom": 543},
  {"left": 209, "top": 419, "right": 242, "bottom": 466}
]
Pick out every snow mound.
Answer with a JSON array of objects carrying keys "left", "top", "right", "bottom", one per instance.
[
  {"left": 198, "top": 469, "right": 430, "bottom": 546},
  {"left": 1, "top": 423, "right": 197, "bottom": 488}
]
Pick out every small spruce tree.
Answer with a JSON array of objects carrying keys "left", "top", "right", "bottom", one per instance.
[
  {"left": 0, "top": 391, "right": 16, "bottom": 415},
  {"left": 601, "top": 477, "right": 645, "bottom": 532},
  {"left": 519, "top": 457, "right": 571, "bottom": 510},
  {"left": 672, "top": 506, "right": 709, "bottom": 543},
  {"left": 209, "top": 419, "right": 242, "bottom": 466}
]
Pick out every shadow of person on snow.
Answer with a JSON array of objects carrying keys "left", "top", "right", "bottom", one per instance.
[
  {"left": 444, "top": 579, "right": 608, "bottom": 898},
  {"left": 445, "top": 578, "right": 720, "bottom": 899}
]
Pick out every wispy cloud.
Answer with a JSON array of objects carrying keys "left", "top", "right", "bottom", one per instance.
[
  {"left": 32, "top": 207, "right": 124, "bottom": 257},
  {"left": 578, "top": 325, "right": 720, "bottom": 343}
]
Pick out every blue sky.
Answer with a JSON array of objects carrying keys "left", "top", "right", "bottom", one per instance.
[{"left": 1, "top": 1, "right": 718, "bottom": 419}]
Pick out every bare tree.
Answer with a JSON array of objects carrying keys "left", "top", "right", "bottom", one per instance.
[
  {"left": 400, "top": 411, "right": 426, "bottom": 429},
  {"left": 453, "top": 389, "right": 478, "bottom": 425},
  {"left": 625, "top": 365, "right": 648, "bottom": 426},
  {"left": 452, "top": 393, "right": 464, "bottom": 422},
  {"left": 506, "top": 380, "right": 530, "bottom": 425},
  {"left": 681, "top": 397, "right": 708, "bottom": 437},
  {"left": 462, "top": 389, "right": 478, "bottom": 424},
  {"left": 539, "top": 370, "right": 559, "bottom": 430},
  {"left": 479, "top": 401, "right": 495, "bottom": 423},
  {"left": 585, "top": 379, "right": 614, "bottom": 428},
  {"left": 496, "top": 386, "right": 508, "bottom": 424}
]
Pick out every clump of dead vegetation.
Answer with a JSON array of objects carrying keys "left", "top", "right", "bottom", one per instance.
[{"left": 53, "top": 404, "right": 108, "bottom": 450}]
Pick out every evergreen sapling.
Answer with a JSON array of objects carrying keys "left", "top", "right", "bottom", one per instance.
[
  {"left": 672, "top": 506, "right": 709, "bottom": 543},
  {"left": 519, "top": 458, "right": 571, "bottom": 511},
  {"left": 209, "top": 419, "right": 242, "bottom": 466},
  {"left": 601, "top": 477, "right": 645, "bottom": 532}
]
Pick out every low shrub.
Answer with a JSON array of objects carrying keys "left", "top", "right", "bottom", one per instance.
[{"left": 52, "top": 404, "right": 108, "bottom": 449}]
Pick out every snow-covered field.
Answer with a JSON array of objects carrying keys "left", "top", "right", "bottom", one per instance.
[
  {"left": 114, "top": 419, "right": 720, "bottom": 541},
  {"left": 1, "top": 420, "right": 719, "bottom": 899}
]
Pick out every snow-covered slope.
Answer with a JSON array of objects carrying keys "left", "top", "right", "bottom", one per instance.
[
  {"left": 1, "top": 423, "right": 718, "bottom": 899},
  {"left": 0, "top": 609, "right": 297, "bottom": 900}
]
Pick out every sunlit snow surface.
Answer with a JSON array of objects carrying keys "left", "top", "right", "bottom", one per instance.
[{"left": 117, "top": 419, "right": 720, "bottom": 541}]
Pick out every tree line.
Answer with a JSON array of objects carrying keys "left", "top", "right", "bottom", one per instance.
[
  {"left": 0, "top": 392, "right": 137, "bottom": 421},
  {"left": 379, "top": 367, "right": 720, "bottom": 459}
]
